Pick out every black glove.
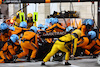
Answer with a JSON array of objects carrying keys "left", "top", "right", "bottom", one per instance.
[{"left": 7, "top": 39, "right": 13, "bottom": 46}]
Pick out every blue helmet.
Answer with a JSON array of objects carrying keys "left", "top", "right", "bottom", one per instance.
[
  {"left": 54, "top": 18, "right": 58, "bottom": 24},
  {"left": 66, "top": 26, "right": 74, "bottom": 32},
  {"left": 10, "top": 34, "right": 19, "bottom": 43},
  {"left": 43, "top": 25, "right": 48, "bottom": 30},
  {"left": 82, "top": 19, "right": 88, "bottom": 24},
  {"left": 19, "top": 22, "right": 27, "bottom": 28},
  {"left": 9, "top": 27, "right": 15, "bottom": 31},
  {"left": 49, "top": 17, "right": 55, "bottom": 24},
  {"left": 88, "top": 31, "right": 96, "bottom": 39},
  {"left": 0, "top": 23, "right": 8, "bottom": 30},
  {"left": 38, "top": 24, "right": 43, "bottom": 28},
  {"left": 86, "top": 19, "right": 94, "bottom": 26},
  {"left": 30, "top": 26, "right": 37, "bottom": 33}
]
